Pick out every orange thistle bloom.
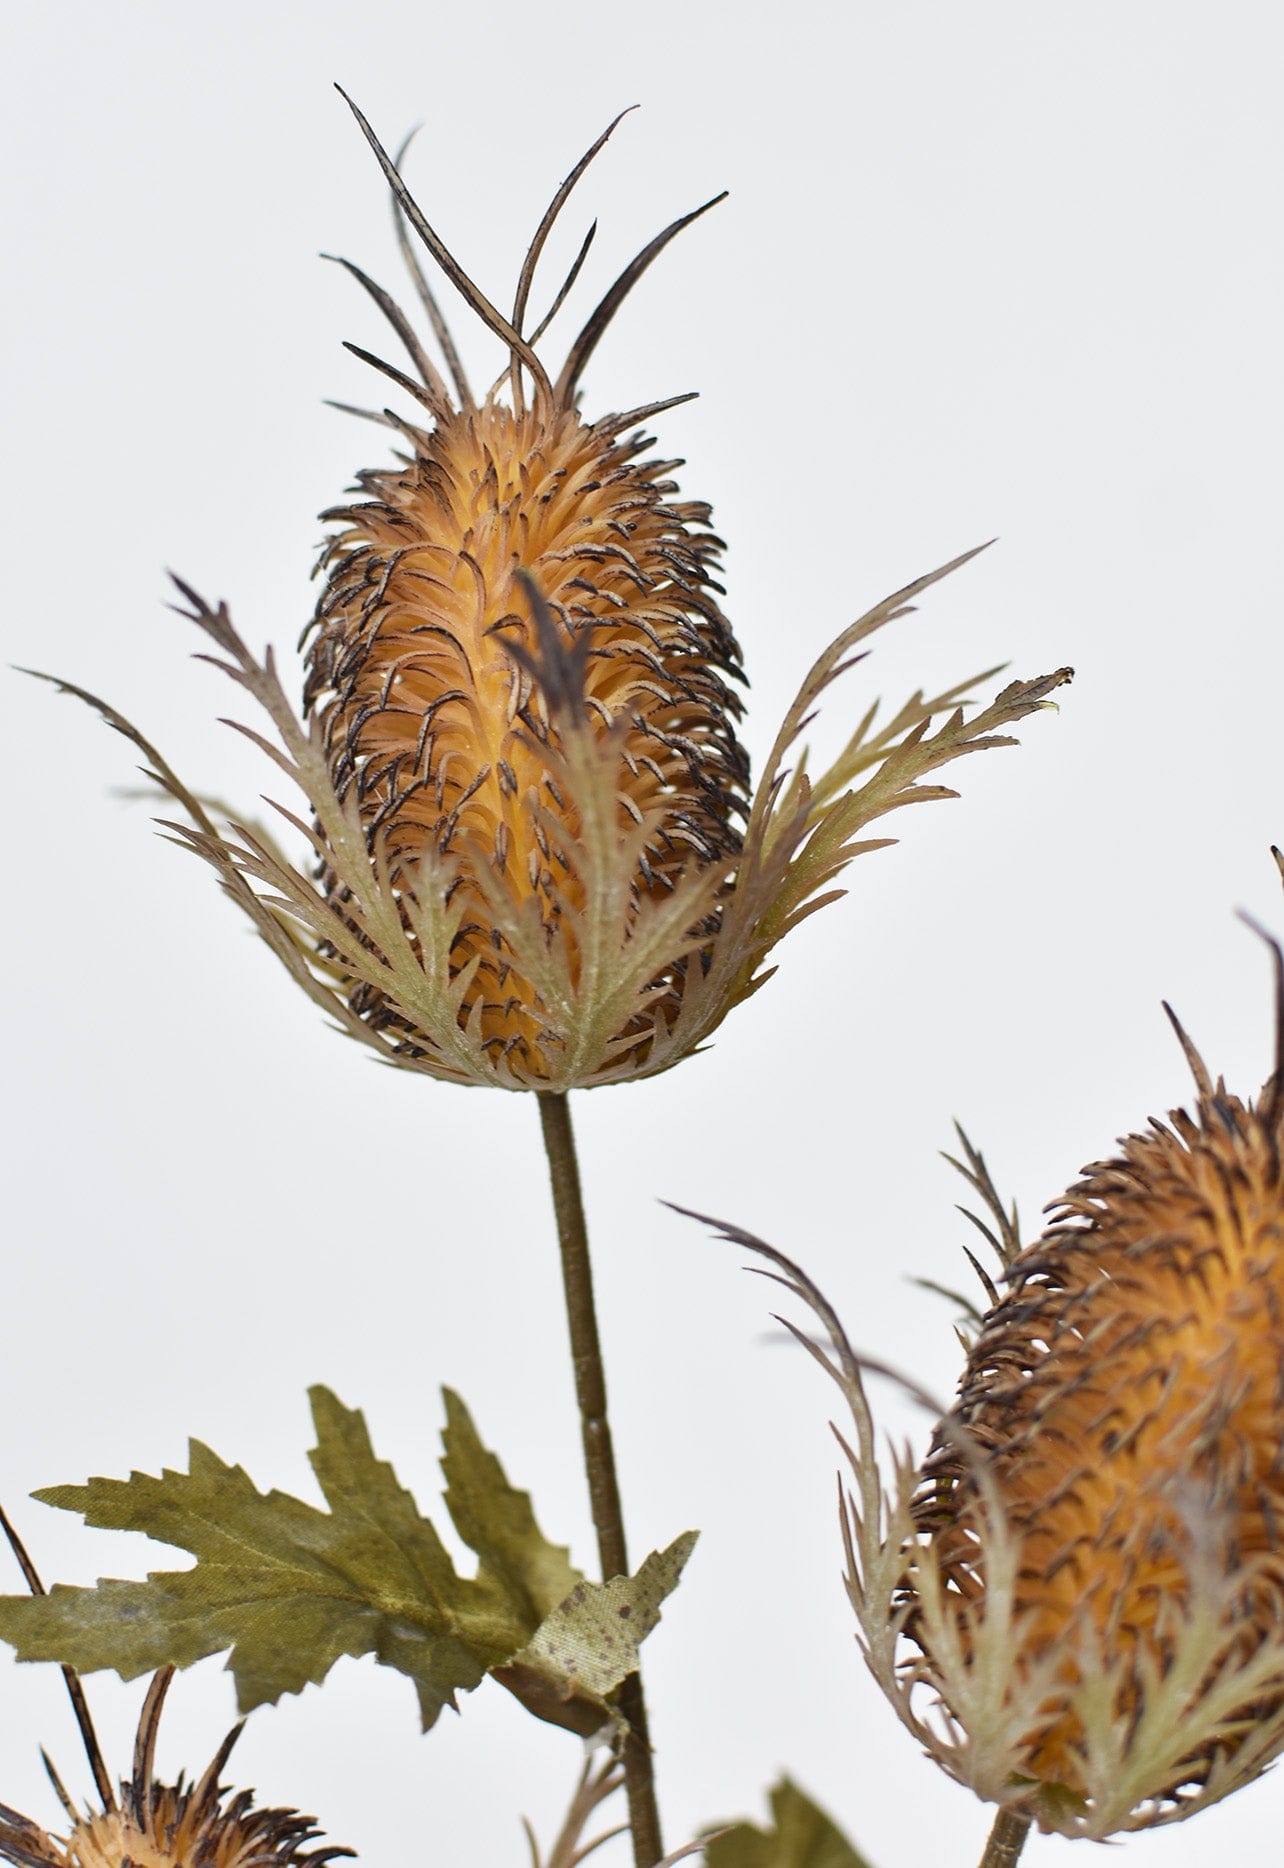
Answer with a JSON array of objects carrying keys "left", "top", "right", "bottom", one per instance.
[
  {"left": 898, "top": 977, "right": 1284, "bottom": 1833},
  {"left": 302, "top": 106, "right": 747, "bottom": 1075},
  {"left": 0, "top": 1669, "right": 350, "bottom": 1868},
  {"left": 690, "top": 935, "right": 1284, "bottom": 1838},
  {"left": 35, "top": 95, "right": 1068, "bottom": 1090}
]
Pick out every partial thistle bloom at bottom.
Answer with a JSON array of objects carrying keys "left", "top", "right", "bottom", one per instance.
[
  {"left": 688, "top": 934, "right": 1284, "bottom": 1841},
  {"left": 0, "top": 1668, "right": 352, "bottom": 1868},
  {"left": 896, "top": 976, "right": 1284, "bottom": 1839},
  {"left": 33, "top": 94, "right": 1070, "bottom": 1091}
]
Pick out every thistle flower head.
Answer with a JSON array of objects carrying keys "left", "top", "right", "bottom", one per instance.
[
  {"left": 690, "top": 929, "right": 1284, "bottom": 1838},
  {"left": 302, "top": 165, "right": 748, "bottom": 1078},
  {"left": 37, "top": 95, "right": 1068, "bottom": 1090},
  {"left": 869, "top": 952, "right": 1284, "bottom": 1835},
  {"left": 0, "top": 1670, "right": 350, "bottom": 1868}
]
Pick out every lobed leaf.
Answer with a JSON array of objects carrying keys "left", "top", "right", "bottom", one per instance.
[
  {"left": 703, "top": 1779, "right": 874, "bottom": 1868},
  {"left": 439, "top": 1386, "right": 580, "bottom": 1624},
  {"left": 0, "top": 1389, "right": 686, "bottom": 1737}
]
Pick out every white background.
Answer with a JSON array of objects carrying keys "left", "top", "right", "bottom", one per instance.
[{"left": 3, "top": 5, "right": 1283, "bottom": 1865}]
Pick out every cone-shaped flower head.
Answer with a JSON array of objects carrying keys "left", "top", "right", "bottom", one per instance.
[
  {"left": 0, "top": 1670, "right": 351, "bottom": 1868},
  {"left": 864, "top": 953, "right": 1284, "bottom": 1836},
  {"left": 37, "top": 96, "right": 1068, "bottom": 1090},
  {"left": 302, "top": 107, "right": 748, "bottom": 1076},
  {"left": 689, "top": 933, "right": 1284, "bottom": 1838}
]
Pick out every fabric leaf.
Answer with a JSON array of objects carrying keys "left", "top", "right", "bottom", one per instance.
[
  {"left": 0, "top": 1388, "right": 672, "bottom": 1736},
  {"left": 498, "top": 1531, "right": 697, "bottom": 1734},
  {"left": 703, "top": 1779, "right": 874, "bottom": 1868},
  {"left": 439, "top": 1386, "right": 579, "bottom": 1623}
]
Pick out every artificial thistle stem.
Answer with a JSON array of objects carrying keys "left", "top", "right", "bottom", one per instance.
[
  {"left": 979, "top": 1810, "right": 1031, "bottom": 1868},
  {"left": 537, "top": 1091, "right": 662, "bottom": 1868}
]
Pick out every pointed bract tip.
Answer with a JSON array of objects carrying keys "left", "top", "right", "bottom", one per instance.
[
  {"left": 1234, "top": 909, "right": 1284, "bottom": 1122},
  {"left": 501, "top": 572, "right": 593, "bottom": 725},
  {"left": 1161, "top": 998, "right": 1215, "bottom": 1102}
]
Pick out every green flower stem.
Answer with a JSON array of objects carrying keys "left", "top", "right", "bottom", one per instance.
[
  {"left": 979, "top": 1810, "right": 1031, "bottom": 1868},
  {"left": 537, "top": 1091, "right": 662, "bottom": 1868}
]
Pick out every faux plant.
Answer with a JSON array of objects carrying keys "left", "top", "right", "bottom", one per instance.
[
  {"left": 683, "top": 926, "right": 1284, "bottom": 1862},
  {"left": 22, "top": 86, "right": 1281, "bottom": 1868}
]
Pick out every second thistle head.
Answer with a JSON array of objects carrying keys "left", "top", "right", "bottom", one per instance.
[
  {"left": 695, "top": 920, "right": 1284, "bottom": 1839},
  {"left": 882, "top": 932, "right": 1284, "bottom": 1836}
]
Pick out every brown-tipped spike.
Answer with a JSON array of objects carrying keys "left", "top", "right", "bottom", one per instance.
[
  {"left": 321, "top": 253, "right": 454, "bottom": 419},
  {"left": 527, "top": 218, "right": 597, "bottom": 349},
  {"left": 555, "top": 193, "right": 729, "bottom": 405},
  {"left": 596, "top": 391, "right": 699, "bottom": 439},
  {"left": 1162, "top": 999, "right": 1215, "bottom": 1102},
  {"left": 1237, "top": 909, "right": 1284, "bottom": 1126},
  {"left": 961, "top": 1243, "right": 1001, "bottom": 1309},
  {"left": 335, "top": 87, "right": 554, "bottom": 407},
  {"left": 339, "top": 340, "right": 449, "bottom": 422},
  {"left": 188, "top": 1722, "right": 245, "bottom": 1827},
  {"left": 39, "top": 1752, "right": 77, "bottom": 1828},
  {"left": 0, "top": 1504, "right": 43, "bottom": 1600},
  {"left": 130, "top": 1668, "right": 175, "bottom": 1827},
  {"left": 501, "top": 573, "right": 592, "bottom": 725},
  {"left": 512, "top": 109, "right": 638, "bottom": 340},
  {"left": 390, "top": 125, "right": 472, "bottom": 408},
  {"left": 0, "top": 1503, "right": 114, "bottom": 1813}
]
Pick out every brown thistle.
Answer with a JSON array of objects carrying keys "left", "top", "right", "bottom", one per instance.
[
  {"left": 32, "top": 94, "right": 1069, "bottom": 1091},
  {"left": 0, "top": 1671, "right": 350, "bottom": 1868},
  {"left": 301, "top": 103, "right": 749, "bottom": 1078},
  {"left": 0, "top": 1514, "right": 349, "bottom": 1868},
  {"left": 902, "top": 957, "right": 1284, "bottom": 1831},
  {"left": 685, "top": 925, "right": 1284, "bottom": 1839}
]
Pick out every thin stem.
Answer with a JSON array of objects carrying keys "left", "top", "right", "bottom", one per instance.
[
  {"left": 531, "top": 1756, "right": 626, "bottom": 1868},
  {"left": 978, "top": 1809, "right": 1031, "bottom": 1868},
  {"left": 537, "top": 1091, "right": 663, "bottom": 1868}
]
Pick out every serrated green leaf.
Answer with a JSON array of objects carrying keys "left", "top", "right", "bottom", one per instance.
[
  {"left": 704, "top": 1779, "right": 874, "bottom": 1868},
  {"left": 440, "top": 1386, "right": 580, "bottom": 1622},
  {"left": 0, "top": 1389, "right": 560, "bottom": 1728},
  {"left": 0, "top": 1389, "right": 692, "bottom": 1743}
]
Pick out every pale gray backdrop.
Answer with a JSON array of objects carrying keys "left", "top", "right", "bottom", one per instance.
[{"left": 3, "top": 4, "right": 1283, "bottom": 1865}]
